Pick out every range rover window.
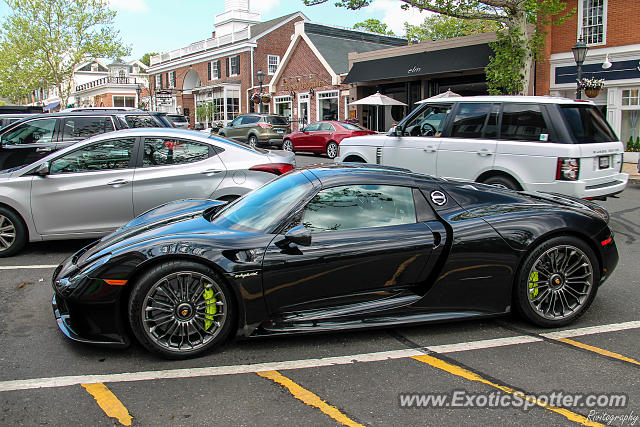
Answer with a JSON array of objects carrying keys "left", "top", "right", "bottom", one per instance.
[
  {"left": 302, "top": 185, "right": 416, "bottom": 233},
  {"left": 559, "top": 105, "right": 617, "bottom": 143},
  {"left": 500, "top": 104, "right": 550, "bottom": 141},
  {"left": 143, "top": 138, "right": 210, "bottom": 166},
  {"left": 50, "top": 138, "right": 135, "bottom": 174},
  {"left": 1, "top": 118, "right": 56, "bottom": 145},
  {"left": 402, "top": 104, "right": 452, "bottom": 137},
  {"left": 62, "top": 117, "right": 115, "bottom": 140},
  {"left": 450, "top": 103, "right": 491, "bottom": 139}
]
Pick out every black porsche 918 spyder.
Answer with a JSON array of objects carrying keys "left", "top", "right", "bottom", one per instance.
[{"left": 52, "top": 164, "right": 618, "bottom": 359}]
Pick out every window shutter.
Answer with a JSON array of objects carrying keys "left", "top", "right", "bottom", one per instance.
[
  {"left": 236, "top": 55, "right": 240, "bottom": 74},
  {"left": 216, "top": 60, "right": 221, "bottom": 79},
  {"left": 208, "top": 62, "right": 211, "bottom": 80},
  {"left": 226, "top": 58, "right": 230, "bottom": 77}
]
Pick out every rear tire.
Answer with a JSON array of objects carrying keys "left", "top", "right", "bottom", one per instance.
[
  {"left": 514, "top": 236, "right": 599, "bottom": 327},
  {"left": 128, "top": 260, "right": 235, "bottom": 359},
  {"left": 248, "top": 135, "right": 258, "bottom": 148},
  {"left": 282, "top": 139, "right": 293, "bottom": 152},
  {"left": 482, "top": 175, "right": 521, "bottom": 191},
  {"left": 0, "top": 207, "right": 27, "bottom": 257},
  {"left": 342, "top": 156, "right": 365, "bottom": 163},
  {"left": 326, "top": 141, "right": 338, "bottom": 159}
]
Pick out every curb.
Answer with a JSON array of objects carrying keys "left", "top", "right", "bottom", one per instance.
[{"left": 629, "top": 177, "right": 640, "bottom": 185}]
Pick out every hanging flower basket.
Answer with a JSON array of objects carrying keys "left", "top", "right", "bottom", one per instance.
[
  {"left": 578, "top": 77, "right": 605, "bottom": 98},
  {"left": 260, "top": 93, "right": 272, "bottom": 103},
  {"left": 250, "top": 93, "right": 261, "bottom": 104}
]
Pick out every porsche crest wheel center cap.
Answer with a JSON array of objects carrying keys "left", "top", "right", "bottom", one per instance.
[
  {"left": 549, "top": 274, "right": 564, "bottom": 290},
  {"left": 176, "top": 303, "right": 194, "bottom": 320}
]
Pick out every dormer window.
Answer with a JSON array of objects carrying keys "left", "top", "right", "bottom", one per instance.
[{"left": 91, "top": 63, "right": 98, "bottom": 72}]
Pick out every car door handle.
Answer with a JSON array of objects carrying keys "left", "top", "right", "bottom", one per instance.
[
  {"left": 200, "top": 169, "right": 223, "bottom": 175},
  {"left": 477, "top": 149, "right": 493, "bottom": 156},
  {"left": 35, "top": 147, "right": 53, "bottom": 153},
  {"left": 423, "top": 145, "right": 436, "bottom": 153},
  {"left": 106, "top": 179, "right": 130, "bottom": 187}
]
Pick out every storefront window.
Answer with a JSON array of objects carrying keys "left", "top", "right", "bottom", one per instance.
[
  {"left": 621, "top": 89, "right": 640, "bottom": 148},
  {"left": 275, "top": 96, "right": 292, "bottom": 121},
  {"left": 622, "top": 89, "right": 640, "bottom": 106},
  {"left": 113, "top": 96, "right": 135, "bottom": 107},
  {"left": 226, "top": 89, "right": 240, "bottom": 121},
  {"left": 318, "top": 91, "right": 338, "bottom": 121},
  {"left": 213, "top": 91, "right": 224, "bottom": 122}
]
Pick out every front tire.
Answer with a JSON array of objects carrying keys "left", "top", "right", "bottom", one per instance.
[
  {"left": 128, "top": 261, "right": 235, "bottom": 359},
  {"left": 514, "top": 236, "right": 599, "bottom": 327},
  {"left": 0, "top": 207, "right": 27, "bottom": 257},
  {"left": 326, "top": 141, "right": 338, "bottom": 159}
]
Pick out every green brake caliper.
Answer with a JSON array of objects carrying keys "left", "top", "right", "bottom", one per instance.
[
  {"left": 528, "top": 271, "right": 539, "bottom": 300},
  {"left": 202, "top": 284, "right": 217, "bottom": 330}
]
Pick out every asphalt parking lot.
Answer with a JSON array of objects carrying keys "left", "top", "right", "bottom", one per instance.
[{"left": 0, "top": 154, "right": 638, "bottom": 426}]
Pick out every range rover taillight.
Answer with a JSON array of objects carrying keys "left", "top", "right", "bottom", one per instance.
[{"left": 556, "top": 158, "right": 580, "bottom": 181}]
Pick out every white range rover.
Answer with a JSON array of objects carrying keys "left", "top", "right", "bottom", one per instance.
[{"left": 336, "top": 96, "right": 628, "bottom": 199}]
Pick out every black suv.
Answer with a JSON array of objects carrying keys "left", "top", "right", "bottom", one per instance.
[{"left": 0, "top": 109, "right": 173, "bottom": 170}]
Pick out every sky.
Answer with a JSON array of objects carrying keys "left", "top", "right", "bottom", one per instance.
[{"left": 0, "top": 0, "right": 428, "bottom": 60}]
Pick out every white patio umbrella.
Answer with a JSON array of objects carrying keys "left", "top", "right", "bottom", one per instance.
[
  {"left": 349, "top": 92, "right": 407, "bottom": 132},
  {"left": 417, "top": 88, "right": 462, "bottom": 104}
]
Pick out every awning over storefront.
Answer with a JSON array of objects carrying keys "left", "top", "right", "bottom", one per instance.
[
  {"left": 43, "top": 101, "right": 60, "bottom": 112},
  {"left": 343, "top": 44, "right": 493, "bottom": 84}
]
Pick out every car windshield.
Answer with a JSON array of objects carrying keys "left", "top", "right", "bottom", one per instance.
[
  {"left": 167, "top": 115, "right": 187, "bottom": 122},
  {"left": 560, "top": 105, "right": 617, "bottom": 143},
  {"left": 210, "top": 172, "right": 312, "bottom": 233},
  {"left": 208, "top": 134, "right": 268, "bottom": 154},
  {"left": 266, "top": 116, "right": 288, "bottom": 125},
  {"left": 340, "top": 122, "right": 366, "bottom": 131}
]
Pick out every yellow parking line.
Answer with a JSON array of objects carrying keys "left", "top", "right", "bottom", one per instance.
[
  {"left": 558, "top": 338, "right": 640, "bottom": 366},
  {"left": 257, "top": 370, "right": 365, "bottom": 427},
  {"left": 81, "top": 383, "right": 133, "bottom": 426},
  {"left": 411, "top": 354, "right": 603, "bottom": 427}
]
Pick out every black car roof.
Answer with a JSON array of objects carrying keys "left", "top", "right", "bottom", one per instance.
[{"left": 301, "top": 163, "right": 441, "bottom": 187}]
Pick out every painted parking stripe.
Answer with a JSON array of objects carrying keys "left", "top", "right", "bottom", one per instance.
[
  {"left": 557, "top": 338, "right": 640, "bottom": 367},
  {"left": 540, "top": 321, "right": 640, "bottom": 339},
  {"left": 0, "top": 265, "right": 58, "bottom": 270},
  {"left": 257, "top": 371, "right": 364, "bottom": 427},
  {"left": 0, "top": 320, "right": 639, "bottom": 393},
  {"left": 82, "top": 383, "right": 133, "bottom": 426},
  {"left": 412, "top": 354, "right": 603, "bottom": 427}
]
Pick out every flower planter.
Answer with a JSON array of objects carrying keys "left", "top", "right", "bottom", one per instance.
[
  {"left": 623, "top": 151, "right": 639, "bottom": 164},
  {"left": 584, "top": 88, "right": 601, "bottom": 98},
  {"left": 260, "top": 95, "right": 271, "bottom": 103}
]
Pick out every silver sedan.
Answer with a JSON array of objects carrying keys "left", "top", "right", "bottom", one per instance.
[{"left": 0, "top": 128, "right": 295, "bottom": 256}]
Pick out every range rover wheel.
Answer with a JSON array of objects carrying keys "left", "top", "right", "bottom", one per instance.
[
  {"left": 514, "top": 236, "right": 599, "bottom": 327},
  {"left": 128, "top": 261, "right": 235, "bottom": 359},
  {"left": 482, "top": 175, "right": 521, "bottom": 191},
  {"left": 0, "top": 207, "right": 27, "bottom": 257},
  {"left": 326, "top": 142, "right": 338, "bottom": 159},
  {"left": 282, "top": 139, "right": 293, "bottom": 152}
]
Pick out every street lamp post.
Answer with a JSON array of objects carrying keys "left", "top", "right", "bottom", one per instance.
[
  {"left": 572, "top": 36, "right": 589, "bottom": 100},
  {"left": 257, "top": 69, "right": 264, "bottom": 114}
]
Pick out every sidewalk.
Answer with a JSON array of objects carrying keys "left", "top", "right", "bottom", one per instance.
[{"left": 623, "top": 162, "right": 640, "bottom": 185}]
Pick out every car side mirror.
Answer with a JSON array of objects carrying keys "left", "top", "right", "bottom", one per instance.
[
  {"left": 228, "top": 122, "right": 234, "bottom": 127},
  {"left": 394, "top": 126, "right": 404, "bottom": 137},
  {"left": 284, "top": 225, "right": 312, "bottom": 246},
  {"left": 34, "top": 161, "right": 50, "bottom": 176}
]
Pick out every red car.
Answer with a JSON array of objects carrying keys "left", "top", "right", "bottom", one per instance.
[{"left": 282, "top": 121, "right": 375, "bottom": 159}]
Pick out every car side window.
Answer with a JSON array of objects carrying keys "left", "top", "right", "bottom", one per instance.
[
  {"left": 230, "top": 116, "right": 243, "bottom": 126},
  {"left": 1, "top": 118, "right": 56, "bottom": 145},
  {"left": 450, "top": 103, "right": 491, "bottom": 139},
  {"left": 304, "top": 123, "right": 320, "bottom": 131},
  {"left": 302, "top": 185, "right": 416, "bottom": 233},
  {"left": 242, "top": 116, "right": 260, "bottom": 125},
  {"left": 143, "top": 138, "right": 210, "bottom": 167},
  {"left": 319, "top": 123, "right": 335, "bottom": 131},
  {"left": 125, "top": 115, "right": 159, "bottom": 128},
  {"left": 402, "top": 104, "right": 452, "bottom": 137},
  {"left": 500, "top": 104, "right": 551, "bottom": 142},
  {"left": 49, "top": 137, "right": 135, "bottom": 174},
  {"left": 62, "top": 117, "right": 114, "bottom": 140}
]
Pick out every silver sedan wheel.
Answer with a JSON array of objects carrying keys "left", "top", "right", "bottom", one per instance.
[
  {"left": 0, "top": 215, "right": 16, "bottom": 252},
  {"left": 527, "top": 245, "right": 593, "bottom": 321},
  {"left": 141, "top": 271, "right": 227, "bottom": 353}
]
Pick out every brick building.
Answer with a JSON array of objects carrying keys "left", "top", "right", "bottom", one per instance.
[
  {"left": 536, "top": 0, "right": 640, "bottom": 146},
  {"left": 147, "top": 0, "right": 306, "bottom": 127},
  {"left": 268, "top": 21, "right": 406, "bottom": 131}
]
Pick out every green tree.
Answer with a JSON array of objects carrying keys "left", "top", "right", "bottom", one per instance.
[
  {"left": 140, "top": 52, "right": 159, "bottom": 67},
  {"left": 353, "top": 19, "right": 395, "bottom": 36},
  {"left": 304, "top": 0, "right": 572, "bottom": 96},
  {"left": 404, "top": 14, "right": 500, "bottom": 43},
  {"left": 0, "top": 0, "right": 130, "bottom": 105}
]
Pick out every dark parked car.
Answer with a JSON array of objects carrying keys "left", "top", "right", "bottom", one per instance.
[
  {"left": 218, "top": 114, "right": 290, "bottom": 148},
  {"left": 282, "top": 121, "right": 376, "bottom": 158},
  {"left": 0, "top": 114, "right": 32, "bottom": 129},
  {"left": 52, "top": 164, "right": 618, "bottom": 359},
  {"left": 0, "top": 110, "right": 172, "bottom": 170}
]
